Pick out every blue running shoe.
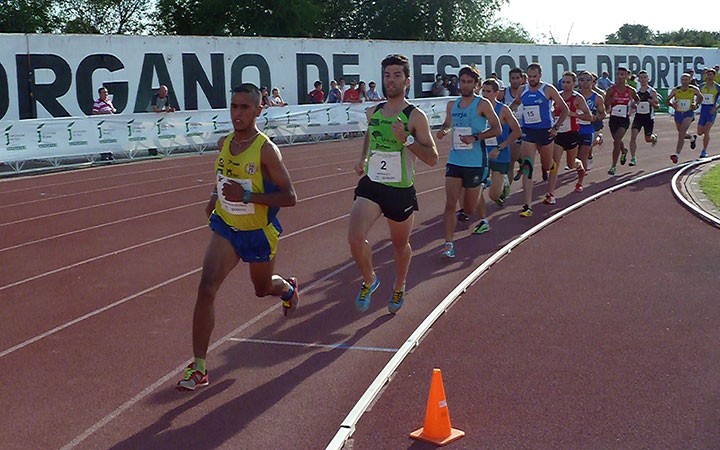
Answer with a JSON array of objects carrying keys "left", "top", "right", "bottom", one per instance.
[
  {"left": 355, "top": 276, "right": 380, "bottom": 312},
  {"left": 699, "top": 150, "right": 708, "bottom": 158},
  {"left": 441, "top": 242, "right": 455, "bottom": 258},
  {"left": 388, "top": 289, "right": 405, "bottom": 314}
]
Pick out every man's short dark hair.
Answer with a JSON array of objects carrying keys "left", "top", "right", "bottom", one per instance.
[
  {"left": 382, "top": 54, "right": 410, "bottom": 78},
  {"left": 314, "top": 80, "right": 322, "bottom": 88},
  {"left": 509, "top": 67, "right": 523, "bottom": 77},
  {"left": 617, "top": 66, "right": 628, "bottom": 73},
  {"left": 232, "top": 83, "right": 261, "bottom": 106},
  {"left": 527, "top": 63, "right": 542, "bottom": 74},
  {"left": 98, "top": 86, "right": 107, "bottom": 94}
]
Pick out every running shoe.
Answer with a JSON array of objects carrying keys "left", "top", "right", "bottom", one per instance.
[
  {"left": 670, "top": 154, "right": 679, "bottom": 164},
  {"left": 690, "top": 134, "right": 697, "bottom": 150},
  {"left": 473, "top": 220, "right": 490, "bottom": 234},
  {"left": 282, "top": 277, "right": 299, "bottom": 316},
  {"left": 441, "top": 242, "right": 455, "bottom": 259},
  {"left": 519, "top": 204, "right": 533, "bottom": 217},
  {"left": 596, "top": 133, "right": 604, "bottom": 146},
  {"left": 543, "top": 193, "right": 556, "bottom": 205},
  {"left": 575, "top": 182, "right": 583, "bottom": 193},
  {"left": 176, "top": 363, "right": 209, "bottom": 391},
  {"left": 608, "top": 166, "right": 616, "bottom": 176},
  {"left": 629, "top": 156, "right": 637, "bottom": 167},
  {"left": 388, "top": 289, "right": 405, "bottom": 314},
  {"left": 355, "top": 276, "right": 380, "bottom": 312},
  {"left": 495, "top": 195, "right": 505, "bottom": 207},
  {"left": 456, "top": 209, "right": 470, "bottom": 222},
  {"left": 501, "top": 177, "right": 511, "bottom": 199},
  {"left": 575, "top": 158, "right": 585, "bottom": 176},
  {"left": 620, "top": 147, "right": 628, "bottom": 165},
  {"left": 699, "top": 150, "right": 708, "bottom": 158},
  {"left": 651, "top": 134, "right": 658, "bottom": 146},
  {"left": 518, "top": 158, "right": 533, "bottom": 180}
]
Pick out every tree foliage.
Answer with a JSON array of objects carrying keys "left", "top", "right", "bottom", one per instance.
[
  {"left": 58, "top": 0, "right": 153, "bottom": 34},
  {"left": 606, "top": 23, "right": 720, "bottom": 48},
  {"left": 0, "top": 0, "right": 59, "bottom": 33}
]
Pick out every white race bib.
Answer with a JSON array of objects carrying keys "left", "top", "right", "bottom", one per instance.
[
  {"left": 556, "top": 119, "right": 571, "bottom": 133},
  {"left": 367, "top": 151, "right": 402, "bottom": 183},
  {"left": 522, "top": 105, "right": 541, "bottom": 124},
  {"left": 702, "top": 93, "right": 715, "bottom": 105},
  {"left": 636, "top": 101, "right": 650, "bottom": 114},
  {"left": 676, "top": 99, "right": 691, "bottom": 112},
  {"left": 452, "top": 127, "right": 473, "bottom": 150},
  {"left": 217, "top": 174, "right": 254, "bottom": 216},
  {"left": 611, "top": 104, "right": 628, "bottom": 117},
  {"left": 484, "top": 136, "right": 498, "bottom": 147}
]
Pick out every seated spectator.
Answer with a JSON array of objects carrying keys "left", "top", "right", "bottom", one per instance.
[
  {"left": 150, "top": 85, "right": 176, "bottom": 112},
  {"left": 269, "top": 87, "right": 287, "bottom": 106},
  {"left": 343, "top": 80, "right": 361, "bottom": 103},
  {"left": 366, "top": 81, "right": 384, "bottom": 101},
  {"left": 92, "top": 86, "right": 116, "bottom": 115},
  {"left": 431, "top": 74, "right": 446, "bottom": 96},
  {"left": 447, "top": 75, "right": 460, "bottom": 96},
  {"left": 92, "top": 86, "right": 116, "bottom": 161},
  {"left": 307, "top": 80, "right": 324, "bottom": 104},
  {"left": 358, "top": 81, "right": 369, "bottom": 102},
  {"left": 326, "top": 80, "right": 342, "bottom": 103},
  {"left": 260, "top": 86, "right": 271, "bottom": 108}
]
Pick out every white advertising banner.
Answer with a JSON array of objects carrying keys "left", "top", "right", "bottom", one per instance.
[
  {"left": 0, "top": 34, "right": 717, "bottom": 121},
  {"left": 0, "top": 98, "right": 451, "bottom": 163}
]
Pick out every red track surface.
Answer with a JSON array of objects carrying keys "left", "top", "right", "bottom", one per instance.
[{"left": 1, "top": 116, "right": 717, "bottom": 449}]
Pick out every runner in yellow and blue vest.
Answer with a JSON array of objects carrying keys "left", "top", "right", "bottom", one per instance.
[
  {"left": 667, "top": 73, "right": 704, "bottom": 164},
  {"left": 348, "top": 54, "right": 439, "bottom": 315},
  {"left": 435, "top": 66, "right": 501, "bottom": 260},
  {"left": 177, "top": 83, "right": 299, "bottom": 391},
  {"left": 697, "top": 67, "right": 720, "bottom": 158}
]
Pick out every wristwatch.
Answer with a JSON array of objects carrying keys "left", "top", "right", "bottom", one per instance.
[
  {"left": 404, "top": 134, "right": 415, "bottom": 146},
  {"left": 242, "top": 190, "right": 252, "bottom": 204},
  {"left": 474, "top": 135, "right": 480, "bottom": 141}
]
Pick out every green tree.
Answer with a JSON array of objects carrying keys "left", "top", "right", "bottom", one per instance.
[
  {"left": 0, "top": 0, "right": 59, "bottom": 32},
  {"left": 606, "top": 23, "right": 656, "bottom": 45},
  {"left": 59, "top": 0, "right": 153, "bottom": 34},
  {"left": 655, "top": 29, "right": 720, "bottom": 48}
]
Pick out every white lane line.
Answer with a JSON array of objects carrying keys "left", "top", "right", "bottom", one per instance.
[
  {"left": 58, "top": 246, "right": 367, "bottom": 450},
  {"left": 0, "top": 225, "right": 206, "bottom": 292},
  {"left": 0, "top": 268, "right": 202, "bottom": 359},
  {"left": 0, "top": 157, "right": 213, "bottom": 194},
  {"left": 0, "top": 200, "right": 206, "bottom": 253},
  {"left": 325, "top": 164, "right": 689, "bottom": 450},
  {"left": 0, "top": 171, "right": 210, "bottom": 210},
  {"left": 0, "top": 184, "right": 205, "bottom": 228},
  {"left": 228, "top": 338, "right": 399, "bottom": 353},
  {"left": 59, "top": 209, "right": 446, "bottom": 449}
]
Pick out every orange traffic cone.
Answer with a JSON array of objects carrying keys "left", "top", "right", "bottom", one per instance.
[{"left": 410, "top": 368, "right": 465, "bottom": 445}]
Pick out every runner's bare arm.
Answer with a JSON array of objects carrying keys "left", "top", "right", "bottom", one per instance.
[
  {"left": 355, "top": 107, "right": 376, "bottom": 175},
  {"left": 650, "top": 90, "right": 660, "bottom": 108},
  {"left": 499, "top": 105, "right": 521, "bottom": 149},
  {"left": 404, "top": 109, "right": 439, "bottom": 166},
  {"left": 575, "top": 95, "right": 592, "bottom": 120},
  {"left": 436, "top": 100, "right": 455, "bottom": 140}
]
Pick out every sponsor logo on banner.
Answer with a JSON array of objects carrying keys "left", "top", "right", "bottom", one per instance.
[
  {"left": 67, "top": 121, "right": 88, "bottom": 147},
  {"left": 127, "top": 119, "right": 147, "bottom": 142},
  {"left": 184, "top": 116, "right": 205, "bottom": 137},
  {"left": 96, "top": 120, "right": 118, "bottom": 144},
  {"left": 4, "top": 124, "right": 27, "bottom": 151},
  {"left": 156, "top": 117, "right": 176, "bottom": 140},
  {"left": 37, "top": 123, "right": 58, "bottom": 149}
]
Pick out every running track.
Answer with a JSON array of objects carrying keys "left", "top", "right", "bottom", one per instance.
[{"left": 1, "top": 116, "right": 717, "bottom": 449}]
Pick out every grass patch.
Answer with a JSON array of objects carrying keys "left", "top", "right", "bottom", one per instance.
[{"left": 699, "top": 164, "right": 720, "bottom": 208}]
